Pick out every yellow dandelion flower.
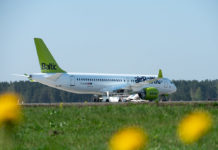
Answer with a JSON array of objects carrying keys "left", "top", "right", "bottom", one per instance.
[
  {"left": 59, "top": 102, "right": 63, "bottom": 109},
  {"left": 109, "top": 127, "right": 148, "bottom": 150},
  {"left": 0, "top": 93, "right": 21, "bottom": 127},
  {"left": 177, "top": 110, "right": 212, "bottom": 144}
]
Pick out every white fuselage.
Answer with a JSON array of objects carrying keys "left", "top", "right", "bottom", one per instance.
[{"left": 30, "top": 73, "right": 177, "bottom": 96}]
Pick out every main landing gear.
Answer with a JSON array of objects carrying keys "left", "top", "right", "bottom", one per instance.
[{"left": 159, "top": 95, "right": 167, "bottom": 101}]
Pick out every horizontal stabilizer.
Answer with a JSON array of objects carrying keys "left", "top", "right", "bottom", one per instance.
[{"left": 12, "top": 74, "right": 35, "bottom": 82}]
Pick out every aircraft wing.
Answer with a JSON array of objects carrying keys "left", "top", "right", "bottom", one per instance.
[{"left": 100, "top": 84, "right": 128, "bottom": 93}]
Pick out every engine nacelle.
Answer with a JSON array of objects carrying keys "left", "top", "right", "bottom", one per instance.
[{"left": 138, "top": 87, "right": 159, "bottom": 100}]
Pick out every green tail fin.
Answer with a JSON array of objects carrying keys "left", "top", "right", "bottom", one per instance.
[
  {"left": 158, "top": 69, "right": 163, "bottom": 78},
  {"left": 34, "top": 38, "right": 66, "bottom": 73}
]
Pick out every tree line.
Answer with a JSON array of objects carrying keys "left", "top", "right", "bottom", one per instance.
[
  {"left": 170, "top": 80, "right": 218, "bottom": 101},
  {"left": 0, "top": 80, "right": 217, "bottom": 103}
]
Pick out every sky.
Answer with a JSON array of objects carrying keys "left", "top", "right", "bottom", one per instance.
[{"left": 0, "top": 0, "right": 218, "bottom": 81}]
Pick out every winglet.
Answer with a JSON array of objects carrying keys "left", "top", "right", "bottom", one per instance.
[
  {"left": 34, "top": 38, "right": 66, "bottom": 73},
  {"left": 158, "top": 69, "right": 163, "bottom": 78}
]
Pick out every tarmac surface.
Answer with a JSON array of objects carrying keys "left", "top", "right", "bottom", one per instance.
[{"left": 21, "top": 101, "right": 218, "bottom": 107}]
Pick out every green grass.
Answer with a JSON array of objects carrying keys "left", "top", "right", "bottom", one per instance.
[{"left": 2, "top": 104, "right": 218, "bottom": 150}]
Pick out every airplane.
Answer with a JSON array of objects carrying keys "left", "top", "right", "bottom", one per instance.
[{"left": 20, "top": 38, "right": 177, "bottom": 102}]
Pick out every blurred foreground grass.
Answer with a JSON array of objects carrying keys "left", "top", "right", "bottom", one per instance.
[{"left": 6, "top": 104, "right": 218, "bottom": 150}]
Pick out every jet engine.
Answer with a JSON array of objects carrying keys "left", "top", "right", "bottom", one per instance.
[{"left": 138, "top": 87, "right": 159, "bottom": 100}]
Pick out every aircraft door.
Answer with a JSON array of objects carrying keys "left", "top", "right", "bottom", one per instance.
[{"left": 70, "top": 76, "right": 75, "bottom": 86}]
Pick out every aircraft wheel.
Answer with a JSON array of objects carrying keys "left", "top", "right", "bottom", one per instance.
[{"left": 160, "top": 95, "right": 167, "bottom": 101}]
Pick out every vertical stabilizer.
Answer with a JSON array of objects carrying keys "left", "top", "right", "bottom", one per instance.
[{"left": 34, "top": 38, "right": 66, "bottom": 73}]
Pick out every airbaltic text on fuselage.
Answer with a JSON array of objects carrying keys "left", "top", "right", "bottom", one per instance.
[
  {"left": 41, "top": 63, "right": 57, "bottom": 70},
  {"left": 135, "top": 76, "right": 155, "bottom": 83}
]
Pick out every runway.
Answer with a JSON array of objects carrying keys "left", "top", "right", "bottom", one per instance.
[{"left": 21, "top": 101, "right": 218, "bottom": 107}]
